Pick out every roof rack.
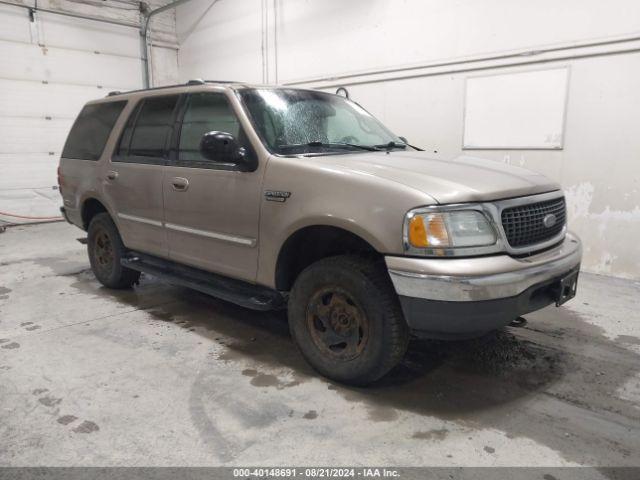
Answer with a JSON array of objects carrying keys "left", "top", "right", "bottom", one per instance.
[{"left": 105, "top": 79, "right": 241, "bottom": 98}]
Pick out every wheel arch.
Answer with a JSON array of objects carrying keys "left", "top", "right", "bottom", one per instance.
[
  {"left": 274, "top": 224, "right": 382, "bottom": 291},
  {"left": 81, "top": 197, "right": 110, "bottom": 230}
]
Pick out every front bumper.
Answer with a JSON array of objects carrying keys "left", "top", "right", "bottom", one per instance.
[{"left": 386, "top": 232, "right": 582, "bottom": 339}]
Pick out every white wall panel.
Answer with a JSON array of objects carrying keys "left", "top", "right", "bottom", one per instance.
[
  {"left": 0, "top": 2, "right": 145, "bottom": 224},
  {"left": 178, "top": 0, "right": 640, "bottom": 84},
  {"left": 0, "top": 40, "right": 141, "bottom": 88},
  {"left": 0, "top": 4, "right": 33, "bottom": 43},
  {"left": 0, "top": 154, "right": 58, "bottom": 190},
  {"left": 0, "top": 79, "right": 102, "bottom": 117},
  {"left": 37, "top": 12, "right": 141, "bottom": 57},
  {"left": 150, "top": 45, "right": 180, "bottom": 87},
  {"left": 463, "top": 68, "right": 569, "bottom": 149},
  {"left": 0, "top": 117, "right": 73, "bottom": 153},
  {"left": 177, "top": 0, "right": 263, "bottom": 83}
]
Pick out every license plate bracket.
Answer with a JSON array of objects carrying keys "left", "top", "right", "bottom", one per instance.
[{"left": 555, "top": 270, "right": 579, "bottom": 306}]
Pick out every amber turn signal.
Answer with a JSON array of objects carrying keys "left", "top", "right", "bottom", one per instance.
[
  {"left": 408, "top": 215, "right": 428, "bottom": 247},
  {"left": 408, "top": 212, "right": 451, "bottom": 248}
]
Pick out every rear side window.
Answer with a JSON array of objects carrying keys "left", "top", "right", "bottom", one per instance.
[
  {"left": 115, "top": 95, "right": 179, "bottom": 161},
  {"left": 62, "top": 101, "right": 126, "bottom": 160}
]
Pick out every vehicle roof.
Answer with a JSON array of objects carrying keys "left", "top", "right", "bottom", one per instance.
[{"left": 91, "top": 80, "right": 325, "bottom": 104}]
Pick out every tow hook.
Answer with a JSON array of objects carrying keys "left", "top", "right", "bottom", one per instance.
[{"left": 510, "top": 316, "right": 527, "bottom": 328}]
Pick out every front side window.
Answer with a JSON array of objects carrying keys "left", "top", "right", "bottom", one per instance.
[
  {"left": 116, "top": 95, "right": 178, "bottom": 161},
  {"left": 176, "top": 92, "right": 255, "bottom": 168},
  {"left": 62, "top": 101, "right": 126, "bottom": 160},
  {"left": 238, "top": 88, "right": 404, "bottom": 155},
  {"left": 178, "top": 93, "right": 241, "bottom": 162}
]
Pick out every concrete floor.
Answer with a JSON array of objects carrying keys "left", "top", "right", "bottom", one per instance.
[{"left": 0, "top": 222, "right": 639, "bottom": 467}]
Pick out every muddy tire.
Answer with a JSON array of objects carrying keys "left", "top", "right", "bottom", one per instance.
[
  {"left": 288, "top": 255, "right": 409, "bottom": 386},
  {"left": 87, "top": 212, "right": 140, "bottom": 289}
]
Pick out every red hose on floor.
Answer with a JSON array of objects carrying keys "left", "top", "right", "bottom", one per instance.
[{"left": 0, "top": 210, "right": 63, "bottom": 221}]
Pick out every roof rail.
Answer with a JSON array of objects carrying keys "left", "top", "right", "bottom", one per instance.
[{"left": 103, "top": 80, "right": 241, "bottom": 98}]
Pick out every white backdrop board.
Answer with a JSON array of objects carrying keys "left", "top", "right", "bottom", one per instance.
[{"left": 463, "top": 68, "right": 569, "bottom": 149}]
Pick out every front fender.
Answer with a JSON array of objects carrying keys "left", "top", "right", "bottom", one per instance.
[{"left": 255, "top": 155, "right": 435, "bottom": 287}]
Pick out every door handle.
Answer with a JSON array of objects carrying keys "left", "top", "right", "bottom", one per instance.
[
  {"left": 106, "top": 170, "right": 119, "bottom": 180},
  {"left": 171, "top": 177, "right": 189, "bottom": 191}
]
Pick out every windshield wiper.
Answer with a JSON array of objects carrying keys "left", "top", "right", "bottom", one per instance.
[
  {"left": 278, "top": 141, "right": 382, "bottom": 152},
  {"left": 374, "top": 141, "right": 408, "bottom": 151}
]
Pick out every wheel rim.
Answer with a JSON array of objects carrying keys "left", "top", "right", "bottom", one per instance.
[
  {"left": 93, "top": 228, "right": 114, "bottom": 275},
  {"left": 306, "top": 287, "right": 369, "bottom": 361}
]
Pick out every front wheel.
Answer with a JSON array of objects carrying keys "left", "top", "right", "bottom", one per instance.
[
  {"left": 288, "top": 255, "right": 409, "bottom": 386},
  {"left": 87, "top": 212, "right": 140, "bottom": 289}
]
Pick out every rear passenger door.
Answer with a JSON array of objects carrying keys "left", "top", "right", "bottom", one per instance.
[
  {"left": 103, "top": 94, "right": 179, "bottom": 258},
  {"left": 163, "top": 91, "right": 264, "bottom": 282}
]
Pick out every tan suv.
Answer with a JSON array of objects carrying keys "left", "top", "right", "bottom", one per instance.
[{"left": 58, "top": 80, "right": 582, "bottom": 385}]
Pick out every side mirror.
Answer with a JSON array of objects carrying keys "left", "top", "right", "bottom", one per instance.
[{"left": 199, "top": 131, "right": 254, "bottom": 171}]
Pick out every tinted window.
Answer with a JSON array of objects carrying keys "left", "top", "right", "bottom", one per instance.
[
  {"left": 178, "top": 93, "right": 242, "bottom": 162},
  {"left": 123, "top": 95, "right": 178, "bottom": 159},
  {"left": 115, "top": 101, "right": 141, "bottom": 158},
  {"left": 62, "top": 101, "right": 126, "bottom": 160}
]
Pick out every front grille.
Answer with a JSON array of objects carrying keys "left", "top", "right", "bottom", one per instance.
[{"left": 501, "top": 197, "right": 566, "bottom": 248}]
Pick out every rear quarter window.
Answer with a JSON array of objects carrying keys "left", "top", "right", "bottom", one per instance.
[{"left": 62, "top": 101, "right": 127, "bottom": 160}]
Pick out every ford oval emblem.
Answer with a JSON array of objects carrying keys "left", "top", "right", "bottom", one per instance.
[{"left": 543, "top": 213, "right": 557, "bottom": 228}]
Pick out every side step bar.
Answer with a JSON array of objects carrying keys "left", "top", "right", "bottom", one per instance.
[{"left": 121, "top": 253, "right": 285, "bottom": 311}]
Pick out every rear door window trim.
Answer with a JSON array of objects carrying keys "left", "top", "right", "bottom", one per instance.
[{"left": 111, "top": 94, "right": 182, "bottom": 166}]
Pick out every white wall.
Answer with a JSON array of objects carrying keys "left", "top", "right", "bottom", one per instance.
[
  {"left": 0, "top": 0, "right": 179, "bottom": 224},
  {"left": 2, "top": 0, "right": 180, "bottom": 89},
  {"left": 176, "top": 0, "right": 640, "bottom": 280}
]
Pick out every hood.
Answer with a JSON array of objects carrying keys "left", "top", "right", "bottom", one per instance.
[{"left": 311, "top": 151, "right": 560, "bottom": 204}]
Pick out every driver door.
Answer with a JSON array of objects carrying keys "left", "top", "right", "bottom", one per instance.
[{"left": 163, "top": 91, "right": 264, "bottom": 282}]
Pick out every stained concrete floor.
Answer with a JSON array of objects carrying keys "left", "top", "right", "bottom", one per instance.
[{"left": 0, "top": 221, "right": 639, "bottom": 467}]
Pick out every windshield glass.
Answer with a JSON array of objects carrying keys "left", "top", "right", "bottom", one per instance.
[{"left": 238, "top": 88, "right": 404, "bottom": 155}]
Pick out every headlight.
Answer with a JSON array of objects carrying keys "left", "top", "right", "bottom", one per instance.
[{"left": 405, "top": 209, "right": 497, "bottom": 254}]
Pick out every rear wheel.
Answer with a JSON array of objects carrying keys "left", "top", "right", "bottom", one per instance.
[
  {"left": 288, "top": 255, "right": 409, "bottom": 386},
  {"left": 87, "top": 213, "right": 140, "bottom": 289}
]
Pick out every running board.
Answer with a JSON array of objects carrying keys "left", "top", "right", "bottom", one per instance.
[{"left": 121, "top": 253, "right": 285, "bottom": 311}]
